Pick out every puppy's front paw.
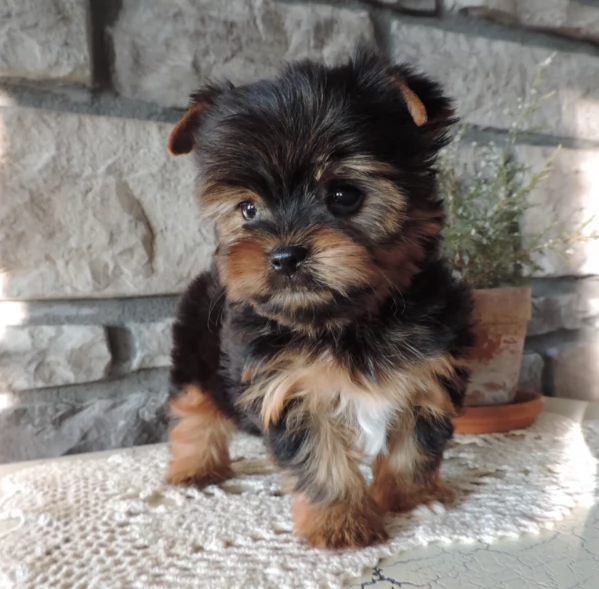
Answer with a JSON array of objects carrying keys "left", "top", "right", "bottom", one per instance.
[
  {"left": 372, "top": 476, "right": 455, "bottom": 514},
  {"left": 166, "top": 459, "right": 233, "bottom": 488},
  {"left": 292, "top": 495, "right": 387, "bottom": 549}
]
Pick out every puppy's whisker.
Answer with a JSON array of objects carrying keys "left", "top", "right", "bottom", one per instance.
[
  {"left": 372, "top": 265, "right": 406, "bottom": 315},
  {"left": 207, "top": 288, "right": 226, "bottom": 324}
]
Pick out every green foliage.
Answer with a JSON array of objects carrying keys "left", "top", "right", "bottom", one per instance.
[{"left": 439, "top": 58, "right": 596, "bottom": 289}]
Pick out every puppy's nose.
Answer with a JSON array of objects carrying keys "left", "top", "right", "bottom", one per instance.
[{"left": 269, "top": 246, "right": 308, "bottom": 277}]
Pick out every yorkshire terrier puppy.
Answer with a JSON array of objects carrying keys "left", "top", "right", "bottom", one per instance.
[{"left": 165, "top": 48, "right": 474, "bottom": 549}]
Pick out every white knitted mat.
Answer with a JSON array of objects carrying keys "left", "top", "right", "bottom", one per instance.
[{"left": 0, "top": 413, "right": 598, "bottom": 589}]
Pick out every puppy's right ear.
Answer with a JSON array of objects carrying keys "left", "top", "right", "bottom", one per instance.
[
  {"left": 390, "top": 65, "right": 456, "bottom": 135},
  {"left": 167, "top": 83, "right": 230, "bottom": 156}
]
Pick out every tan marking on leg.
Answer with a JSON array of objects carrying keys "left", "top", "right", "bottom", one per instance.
[
  {"left": 370, "top": 418, "right": 454, "bottom": 514},
  {"left": 292, "top": 494, "right": 387, "bottom": 550},
  {"left": 166, "top": 384, "right": 234, "bottom": 488}
]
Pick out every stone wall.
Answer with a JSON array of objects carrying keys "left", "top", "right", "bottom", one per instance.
[{"left": 1, "top": 0, "right": 599, "bottom": 462}]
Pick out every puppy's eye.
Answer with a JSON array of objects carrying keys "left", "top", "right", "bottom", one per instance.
[
  {"left": 326, "top": 184, "right": 364, "bottom": 217},
  {"left": 239, "top": 201, "right": 257, "bottom": 220}
]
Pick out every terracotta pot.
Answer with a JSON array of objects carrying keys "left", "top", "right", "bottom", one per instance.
[{"left": 464, "top": 287, "right": 532, "bottom": 407}]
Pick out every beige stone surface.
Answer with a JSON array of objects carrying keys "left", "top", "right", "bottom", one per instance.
[
  {"left": 518, "top": 352, "right": 544, "bottom": 392},
  {"left": 390, "top": 21, "right": 599, "bottom": 142},
  {"left": 549, "top": 341, "right": 599, "bottom": 401},
  {"left": 449, "top": 0, "right": 599, "bottom": 45},
  {"left": 517, "top": 146, "right": 599, "bottom": 277},
  {"left": 528, "top": 294, "right": 583, "bottom": 336},
  {"left": 0, "top": 106, "right": 214, "bottom": 300},
  {"left": 0, "top": 0, "right": 91, "bottom": 84},
  {"left": 110, "top": 0, "right": 374, "bottom": 108},
  {"left": 0, "top": 325, "right": 110, "bottom": 392},
  {"left": 128, "top": 319, "right": 173, "bottom": 370},
  {"left": 0, "top": 390, "right": 167, "bottom": 462}
]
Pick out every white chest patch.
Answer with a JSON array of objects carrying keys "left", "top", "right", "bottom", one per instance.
[{"left": 338, "top": 394, "right": 395, "bottom": 458}]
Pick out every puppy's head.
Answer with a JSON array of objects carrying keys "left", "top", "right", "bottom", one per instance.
[{"left": 169, "top": 48, "right": 455, "bottom": 330}]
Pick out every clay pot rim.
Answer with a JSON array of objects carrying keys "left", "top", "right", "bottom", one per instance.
[
  {"left": 454, "top": 390, "right": 544, "bottom": 435},
  {"left": 459, "top": 390, "right": 541, "bottom": 416}
]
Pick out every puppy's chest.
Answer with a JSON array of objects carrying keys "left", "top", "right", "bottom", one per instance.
[
  {"left": 337, "top": 393, "right": 396, "bottom": 458},
  {"left": 242, "top": 349, "right": 405, "bottom": 458}
]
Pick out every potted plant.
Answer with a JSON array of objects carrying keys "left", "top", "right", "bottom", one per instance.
[{"left": 438, "top": 62, "right": 596, "bottom": 433}]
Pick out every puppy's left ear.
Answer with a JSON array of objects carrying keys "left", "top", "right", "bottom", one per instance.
[
  {"left": 390, "top": 65, "right": 456, "bottom": 131},
  {"left": 167, "top": 83, "right": 231, "bottom": 156}
]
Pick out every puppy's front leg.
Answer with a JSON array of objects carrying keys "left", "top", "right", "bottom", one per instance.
[
  {"left": 371, "top": 410, "right": 455, "bottom": 514},
  {"left": 167, "top": 384, "right": 234, "bottom": 487},
  {"left": 267, "top": 412, "right": 387, "bottom": 549},
  {"left": 167, "top": 271, "right": 234, "bottom": 488}
]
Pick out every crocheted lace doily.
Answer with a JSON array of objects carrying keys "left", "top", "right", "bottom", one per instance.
[{"left": 0, "top": 413, "right": 597, "bottom": 589}]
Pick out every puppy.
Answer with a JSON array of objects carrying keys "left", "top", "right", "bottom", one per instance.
[{"left": 165, "top": 48, "right": 474, "bottom": 550}]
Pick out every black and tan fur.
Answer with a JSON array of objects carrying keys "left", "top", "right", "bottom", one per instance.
[{"left": 165, "top": 48, "right": 474, "bottom": 549}]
